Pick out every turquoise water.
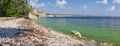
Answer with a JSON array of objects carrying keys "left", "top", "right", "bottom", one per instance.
[{"left": 37, "top": 17, "right": 120, "bottom": 45}]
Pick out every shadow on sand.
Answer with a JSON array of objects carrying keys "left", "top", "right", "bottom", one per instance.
[{"left": 0, "top": 28, "right": 29, "bottom": 38}]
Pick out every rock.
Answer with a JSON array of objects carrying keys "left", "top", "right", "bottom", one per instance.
[{"left": 72, "top": 31, "right": 82, "bottom": 38}]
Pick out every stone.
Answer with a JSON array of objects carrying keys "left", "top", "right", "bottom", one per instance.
[{"left": 72, "top": 31, "right": 82, "bottom": 38}]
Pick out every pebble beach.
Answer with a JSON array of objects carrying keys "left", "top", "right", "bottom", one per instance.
[{"left": 0, "top": 17, "right": 103, "bottom": 46}]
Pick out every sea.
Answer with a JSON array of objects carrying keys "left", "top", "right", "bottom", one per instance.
[{"left": 37, "top": 17, "right": 120, "bottom": 45}]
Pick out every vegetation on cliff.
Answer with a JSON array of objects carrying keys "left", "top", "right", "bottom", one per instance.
[{"left": 0, "top": 0, "right": 30, "bottom": 18}]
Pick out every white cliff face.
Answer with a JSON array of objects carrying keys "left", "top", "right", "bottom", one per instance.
[
  {"left": 28, "top": 5, "right": 47, "bottom": 19},
  {"left": 28, "top": 12, "right": 38, "bottom": 20},
  {"left": 28, "top": 5, "right": 38, "bottom": 20},
  {"left": 38, "top": 12, "right": 47, "bottom": 17},
  {"left": 33, "top": 9, "right": 38, "bottom": 14}
]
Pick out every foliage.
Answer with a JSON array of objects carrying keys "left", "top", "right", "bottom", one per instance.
[
  {"left": 0, "top": 0, "right": 30, "bottom": 18},
  {"left": 0, "top": 0, "right": 8, "bottom": 3}
]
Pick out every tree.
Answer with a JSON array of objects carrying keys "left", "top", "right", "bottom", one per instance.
[
  {"left": 0, "top": 0, "right": 8, "bottom": 16},
  {"left": 0, "top": 0, "right": 8, "bottom": 4},
  {"left": 0, "top": 0, "right": 30, "bottom": 18}
]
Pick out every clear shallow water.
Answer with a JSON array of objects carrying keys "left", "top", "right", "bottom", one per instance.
[{"left": 37, "top": 17, "right": 120, "bottom": 45}]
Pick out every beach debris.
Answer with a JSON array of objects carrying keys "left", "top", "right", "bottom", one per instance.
[
  {"left": 72, "top": 31, "right": 81, "bottom": 38},
  {"left": 90, "top": 40, "right": 96, "bottom": 44}
]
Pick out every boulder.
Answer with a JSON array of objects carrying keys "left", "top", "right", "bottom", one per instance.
[{"left": 72, "top": 31, "right": 82, "bottom": 38}]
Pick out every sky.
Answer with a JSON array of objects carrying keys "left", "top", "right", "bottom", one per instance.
[{"left": 27, "top": 0, "right": 120, "bottom": 16}]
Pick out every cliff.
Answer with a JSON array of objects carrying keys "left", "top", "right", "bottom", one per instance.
[{"left": 28, "top": 5, "right": 47, "bottom": 19}]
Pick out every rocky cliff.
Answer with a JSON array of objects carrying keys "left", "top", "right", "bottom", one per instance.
[{"left": 28, "top": 5, "right": 47, "bottom": 19}]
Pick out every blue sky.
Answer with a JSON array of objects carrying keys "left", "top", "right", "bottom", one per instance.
[{"left": 28, "top": 0, "right": 120, "bottom": 16}]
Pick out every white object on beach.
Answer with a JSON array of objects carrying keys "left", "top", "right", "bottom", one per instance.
[{"left": 72, "top": 31, "right": 81, "bottom": 38}]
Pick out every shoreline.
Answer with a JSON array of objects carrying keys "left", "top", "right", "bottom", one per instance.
[{"left": 0, "top": 17, "right": 112, "bottom": 46}]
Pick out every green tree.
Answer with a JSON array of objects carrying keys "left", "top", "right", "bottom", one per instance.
[
  {"left": 0, "top": 0, "right": 8, "bottom": 3},
  {"left": 0, "top": 0, "right": 30, "bottom": 18}
]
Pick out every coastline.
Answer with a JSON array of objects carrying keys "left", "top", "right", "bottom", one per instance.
[{"left": 0, "top": 17, "right": 111, "bottom": 46}]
